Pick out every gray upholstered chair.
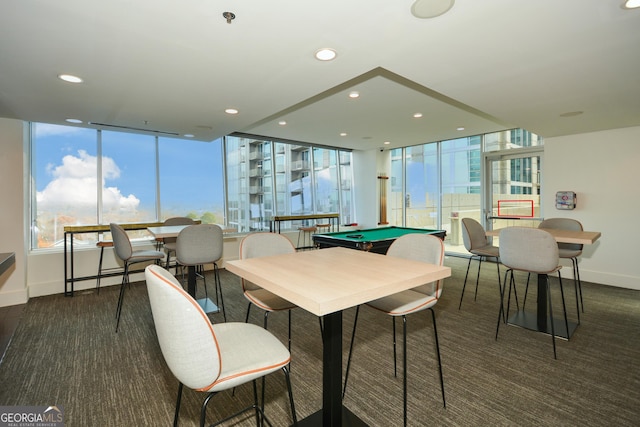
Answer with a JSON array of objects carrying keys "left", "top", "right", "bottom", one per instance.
[
  {"left": 343, "top": 234, "right": 446, "bottom": 426},
  {"left": 160, "top": 217, "right": 195, "bottom": 270},
  {"left": 539, "top": 218, "right": 585, "bottom": 313},
  {"left": 109, "top": 223, "right": 165, "bottom": 332},
  {"left": 496, "top": 227, "right": 568, "bottom": 359},
  {"left": 144, "top": 265, "right": 297, "bottom": 427},
  {"left": 239, "top": 232, "right": 298, "bottom": 350},
  {"left": 175, "top": 224, "right": 226, "bottom": 321},
  {"left": 459, "top": 218, "right": 502, "bottom": 312}
]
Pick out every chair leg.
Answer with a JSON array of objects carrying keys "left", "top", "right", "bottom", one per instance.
[
  {"left": 214, "top": 263, "right": 226, "bottom": 322},
  {"left": 546, "top": 276, "right": 557, "bottom": 359},
  {"left": 200, "top": 392, "right": 217, "bottom": 427},
  {"left": 392, "top": 316, "right": 398, "bottom": 377},
  {"left": 245, "top": 302, "right": 252, "bottom": 323},
  {"left": 287, "top": 310, "right": 292, "bottom": 352},
  {"left": 342, "top": 305, "right": 360, "bottom": 400},
  {"left": 495, "top": 259, "right": 505, "bottom": 322},
  {"left": 458, "top": 256, "right": 474, "bottom": 309},
  {"left": 282, "top": 365, "right": 298, "bottom": 425},
  {"left": 96, "top": 245, "right": 105, "bottom": 293},
  {"left": 474, "top": 257, "right": 483, "bottom": 301},
  {"left": 402, "top": 315, "right": 408, "bottom": 427},
  {"left": 115, "top": 263, "right": 129, "bottom": 333},
  {"left": 165, "top": 249, "right": 173, "bottom": 269},
  {"left": 496, "top": 269, "right": 512, "bottom": 340},
  {"left": 173, "top": 382, "right": 183, "bottom": 427},
  {"left": 557, "top": 272, "right": 570, "bottom": 340},
  {"left": 429, "top": 308, "right": 446, "bottom": 409},
  {"left": 574, "top": 257, "right": 584, "bottom": 313}
]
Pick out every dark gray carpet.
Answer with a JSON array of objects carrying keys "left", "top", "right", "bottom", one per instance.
[{"left": 1, "top": 256, "right": 639, "bottom": 426}]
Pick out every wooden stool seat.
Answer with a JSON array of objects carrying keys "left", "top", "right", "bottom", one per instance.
[{"left": 297, "top": 226, "right": 318, "bottom": 250}]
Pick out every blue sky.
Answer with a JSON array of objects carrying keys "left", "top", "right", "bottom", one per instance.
[{"left": 34, "top": 123, "right": 224, "bottom": 218}]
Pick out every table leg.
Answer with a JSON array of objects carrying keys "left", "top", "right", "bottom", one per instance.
[
  {"left": 323, "top": 311, "right": 343, "bottom": 426},
  {"left": 187, "top": 265, "right": 196, "bottom": 297},
  {"left": 296, "top": 310, "right": 367, "bottom": 427},
  {"left": 536, "top": 273, "right": 548, "bottom": 331}
]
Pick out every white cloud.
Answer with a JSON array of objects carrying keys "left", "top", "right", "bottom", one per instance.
[{"left": 37, "top": 150, "right": 140, "bottom": 212}]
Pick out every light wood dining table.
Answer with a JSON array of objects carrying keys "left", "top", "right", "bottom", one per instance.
[
  {"left": 486, "top": 226, "right": 601, "bottom": 339},
  {"left": 226, "top": 246, "right": 451, "bottom": 427}
]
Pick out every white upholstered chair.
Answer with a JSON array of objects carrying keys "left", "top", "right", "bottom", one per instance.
[
  {"left": 496, "top": 227, "right": 568, "bottom": 359},
  {"left": 110, "top": 222, "right": 165, "bottom": 332},
  {"left": 144, "top": 265, "right": 297, "bottom": 427},
  {"left": 239, "top": 232, "right": 298, "bottom": 350},
  {"left": 343, "top": 234, "right": 446, "bottom": 426},
  {"left": 539, "top": 218, "right": 585, "bottom": 314},
  {"left": 160, "top": 216, "right": 195, "bottom": 270},
  {"left": 459, "top": 218, "right": 502, "bottom": 312},
  {"left": 176, "top": 224, "right": 226, "bottom": 321}
]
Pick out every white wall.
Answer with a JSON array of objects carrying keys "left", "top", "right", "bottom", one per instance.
[
  {"left": 544, "top": 126, "right": 640, "bottom": 289},
  {"left": 0, "top": 119, "right": 638, "bottom": 307},
  {"left": 0, "top": 119, "right": 27, "bottom": 306}
]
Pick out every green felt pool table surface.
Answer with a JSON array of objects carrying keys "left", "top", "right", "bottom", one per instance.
[{"left": 312, "top": 226, "right": 446, "bottom": 254}]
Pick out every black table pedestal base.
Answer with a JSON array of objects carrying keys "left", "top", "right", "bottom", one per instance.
[
  {"left": 295, "top": 406, "right": 368, "bottom": 427},
  {"left": 507, "top": 310, "right": 578, "bottom": 340}
]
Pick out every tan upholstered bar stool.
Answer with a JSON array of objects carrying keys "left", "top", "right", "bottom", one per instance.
[
  {"left": 315, "top": 223, "right": 332, "bottom": 233},
  {"left": 96, "top": 240, "right": 114, "bottom": 293},
  {"left": 296, "top": 226, "right": 317, "bottom": 250}
]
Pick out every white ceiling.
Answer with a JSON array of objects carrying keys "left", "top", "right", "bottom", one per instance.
[{"left": 1, "top": 0, "right": 639, "bottom": 151}]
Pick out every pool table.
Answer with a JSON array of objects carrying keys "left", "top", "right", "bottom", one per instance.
[{"left": 312, "top": 226, "right": 446, "bottom": 254}]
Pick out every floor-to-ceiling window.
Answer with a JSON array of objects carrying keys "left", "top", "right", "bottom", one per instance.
[
  {"left": 388, "top": 129, "right": 541, "bottom": 253},
  {"left": 30, "top": 123, "right": 224, "bottom": 249},
  {"left": 224, "top": 135, "right": 353, "bottom": 232}
]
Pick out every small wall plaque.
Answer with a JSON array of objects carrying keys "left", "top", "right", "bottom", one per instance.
[{"left": 556, "top": 191, "right": 576, "bottom": 210}]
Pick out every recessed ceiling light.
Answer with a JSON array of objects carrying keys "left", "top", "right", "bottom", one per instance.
[
  {"left": 411, "top": 0, "right": 455, "bottom": 19},
  {"left": 65, "top": 118, "right": 82, "bottom": 124},
  {"left": 58, "top": 74, "right": 83, "bottom": 83},
  {"left": 225, "top": 108, "right": 239, "bottom": 115},
  {"left": 348, "top": 91, "right": 360, "bottom": 99},
  {"left": 457, "top": 127, "right": 465, "bottom": 131},
  {"left": 624, "top": 0, "right": 640, "bottom": 9},
  {"left": 278, "top": 120, "right": 287, "bottom": 126},
  {"left": 413, "top": 113, "right": 423, "bottom": 118},
  {"left": 384, "top": 141, "right": 391, "bottom": 145},
  {"left": 340, "top": 132, "right": 347, "bottom": 137},
  {"left": 315, "top": 48, "right": 337, "bottom": 61},
  {"left": 184, "top": 134, "right": 194, "bottom": 138}
]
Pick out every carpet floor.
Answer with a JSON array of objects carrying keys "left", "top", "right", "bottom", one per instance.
[{"left": 0, "top": 255, "right": 639, "bottom": 426}]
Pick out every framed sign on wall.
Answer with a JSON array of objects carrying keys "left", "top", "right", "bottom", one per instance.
[{"left": 556, "top": 191, "right": 577, "bottom": 210}]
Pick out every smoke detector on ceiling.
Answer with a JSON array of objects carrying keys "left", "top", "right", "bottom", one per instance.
[{"left": 411, "top": 0, "right": 455, "bottom": 19}]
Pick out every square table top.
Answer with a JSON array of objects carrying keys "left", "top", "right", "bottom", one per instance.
[
  {"left": 147, "top": 225, "right": 191, "bottom": 239},
  {"left": 485, "top": 227, "right": 600, "bottom": 245},
  {"left": 225, "top": 247, "right": 451, "bottom": 317}
]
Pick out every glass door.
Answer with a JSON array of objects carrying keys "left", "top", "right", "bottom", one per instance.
[{"left": 483, "top": 147, "right": 544, "bottom": 237}]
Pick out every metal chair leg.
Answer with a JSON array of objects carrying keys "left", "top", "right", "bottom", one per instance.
[
  {"left": 458, "top": 256, "right": 474, "bottom": 309},
  {"left": 115, "top": 262, "right": 129, "bottom": 333},
  {"left": 473, "top": 257, "right": 483, "bottom": 301},
  {"left": 282, "top": 365, "right": 298, "bottom": 425},
  {"left": 546, "top": 276, "right": 557, "bottom": 359},
  {"left": 173, "top": 382, "right": 183, "bottom": 427},
  {"left": 430, "top": 308, "right": 446, "bottom": 408},
  {"left": 402, "top": 316, "right": 408, "bottom": 427},
  {"left": 96, "top": 245, "right": 105, "bottom": 293},
  {"left": 392, "top": 317, "right": 398, "bottom": 377}
]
